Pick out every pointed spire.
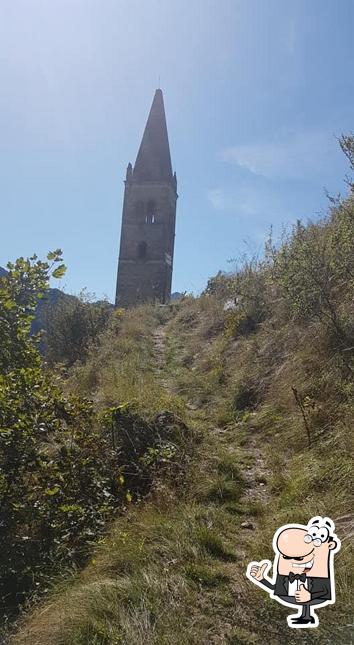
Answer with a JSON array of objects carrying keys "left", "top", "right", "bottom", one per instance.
[
  {"left": 133, "top": 89, "right": 173, "bottom": 183},
  {"left": 126, "top": 162, "right": 133, "bottom": 181}
]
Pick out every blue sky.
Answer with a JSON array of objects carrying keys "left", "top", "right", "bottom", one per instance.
[{"left": 0, "top": 0, "right": 353, "bottom": 300}]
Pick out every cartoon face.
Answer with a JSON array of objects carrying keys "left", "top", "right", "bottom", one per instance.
[
  {"left": 276, "top": 520, "right": 337, "bottom": 578},
  {"left": 247, "top": 515, "right": 341, "bottom": 629}
]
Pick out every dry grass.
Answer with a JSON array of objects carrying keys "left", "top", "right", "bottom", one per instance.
[
  {"left": 8, "top": 268, "right": 354, "bottom": 644},
  {"left": 66, "top": 303, "right": 186, "bottom": 419}
]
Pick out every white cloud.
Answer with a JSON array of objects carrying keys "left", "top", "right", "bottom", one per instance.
[
  {"left": 206, "top": 188, "right": 227, "bottom": 211},
  {"left": 207, "top": 188, "right": 258, "bottom": 214},
  {"left": 220, "top": 129, "right": 337, "bottom": 180},
  {"left": 206, "top": 184, "right": 293, "bottom": 223}
]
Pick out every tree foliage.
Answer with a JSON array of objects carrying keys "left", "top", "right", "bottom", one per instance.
[
  {"left": 0, "top": 253, "right": 190, "bottom": 620},
  {"left": 43, "top": 291, "right": 112, "bottom": 367},
  {"left": 272, "top": 197, "right": 354, "bottom": 347},
  {"left": 339, "top": 132, "right": 354, "bottom": 188},
  {"left": 0, "top": 251, "right": 64, "bottom": 373}
]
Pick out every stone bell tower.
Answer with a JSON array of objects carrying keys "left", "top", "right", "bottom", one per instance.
[{"left": 115, "top": 89, "right": 177, "bottom": 307}]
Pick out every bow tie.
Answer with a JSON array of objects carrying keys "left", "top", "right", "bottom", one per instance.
[{"left": 289, "top": 572, "right": 306, "bottom": 583}]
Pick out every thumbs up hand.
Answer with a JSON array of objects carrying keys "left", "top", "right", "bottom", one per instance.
[
  {"left": 249, "top": 561, "right": 269, "bottom": 581},
  {"left": 294, "top": 584, "right": 311, "bottom": 603}
]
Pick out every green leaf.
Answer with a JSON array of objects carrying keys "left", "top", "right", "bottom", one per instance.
[
  {"left": 3, "top": 299, "right": 16, "bottom": 310},
  {"left": 59, "top": 504, "right": 84, "bottom": 513},
  {"left": 45, "top": 486, "right": 60, "bottom": 496},
  {"left": 47, "top": 249, "right": 63, "bottom": 261},
  {"left": 52, "top": 264, "right": 67, "bottom": 279}
]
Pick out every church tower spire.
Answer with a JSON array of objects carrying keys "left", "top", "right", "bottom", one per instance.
[
  {"left": 115, "top": 90, "right": 177, "bottom": 307},
  {"left": 133, "top": 89, "right": 173, "bottom": 182}
]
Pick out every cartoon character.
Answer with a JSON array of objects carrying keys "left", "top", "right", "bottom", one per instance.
[{"left": 246, "top": 516, "right": 340, "bottom": 628}]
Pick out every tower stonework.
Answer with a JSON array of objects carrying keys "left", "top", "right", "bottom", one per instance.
[{"left": 115, "top": 89, "right": 177, "bottom": 307}]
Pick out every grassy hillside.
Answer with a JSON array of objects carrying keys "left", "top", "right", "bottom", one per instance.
[
  {"left": 8, "top": 182, "right": 354, "bottom": 644},
  {"left": 0, "top": 262, "right": 192, "bottom": 637}
]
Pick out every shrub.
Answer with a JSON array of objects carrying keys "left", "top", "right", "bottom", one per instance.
[
  {"left": 0, "top": 254, "right": 192, "bottom": 622},
  {"left": 232, "top": 380, "right": 258, "bottom": 411},
  {"left": 43, "top": 290, "right": 112, "bottom": 367},
  {"left": 273, "top": 207, "right": 354, "bottom": 348},
  {"left": 203, "top": 271, "right": 234, "bottom": 299}
]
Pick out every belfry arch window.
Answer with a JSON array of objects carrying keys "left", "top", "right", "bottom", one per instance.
[
  {"left": 137, "top": 241, "right": 147, "bottom": 259},
  {"left": 145, "top": 200, "right": 158, "bottom": 224}
]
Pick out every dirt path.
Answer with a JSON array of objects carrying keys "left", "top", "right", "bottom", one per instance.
[
  {"left": 241, "top": 437, "right": 271, "bottom": 505},
  {"left": 153, "top": 319, "right": 270, "bottom": 527},
  {"left": 151, "top": 319, "right": 274, "bottom": 642},
  {"left": 152, "top": 324, "right": 167, "bottom": 374},
  {"left": 152, "top": 322, "right": 176, "bottom": 397}
]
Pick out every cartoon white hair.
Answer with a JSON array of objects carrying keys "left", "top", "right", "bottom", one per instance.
[{"left": 307, "top": 516, "right": 335, "bottom": 533}]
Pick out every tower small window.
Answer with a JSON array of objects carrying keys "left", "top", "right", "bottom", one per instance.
[
  {"left": 137, "top": 241, "right": 147, "bottom": 259},
  {"left": 146, "top": 199, "right": 157, "bottom": 223}
]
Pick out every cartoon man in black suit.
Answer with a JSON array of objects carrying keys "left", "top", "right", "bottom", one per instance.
[{"left": 246, "top": 516, "right": 340, "bottom": 628}]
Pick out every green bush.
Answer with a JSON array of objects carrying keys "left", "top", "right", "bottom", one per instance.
[
  {"left": 0, "top": 254, "right": 119, "bottom": 615},
  {"left": 0, "top": 254, "right": 191, "bottom": 621},
  {"left": 43, "top": 291, "right": 112, "bottom": 367},
  {"left": 273, "top": 205, "right": 354, "bottom": 347}
]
